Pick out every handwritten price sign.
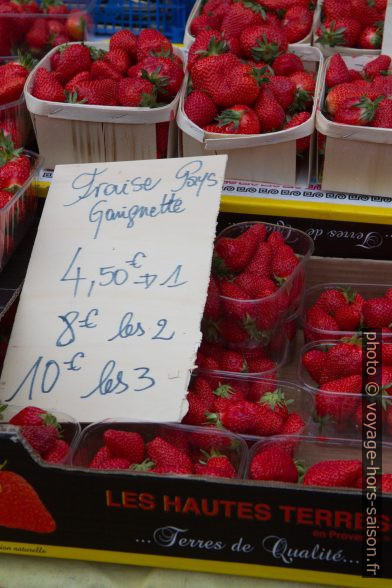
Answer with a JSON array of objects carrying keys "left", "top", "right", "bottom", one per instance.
[{"left": 0, "top": 156, "right": 227, "bottom": 422}]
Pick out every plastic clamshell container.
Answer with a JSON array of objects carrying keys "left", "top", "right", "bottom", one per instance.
[
  {"left": 312, "top": 1, "right": 381, "bottom": 58},
  {"left": 316, "top": 54, "right": 392, "bottom": 197},
  {"left": 70, "top": 420, "right": 249, "bottom": 479},
  {"left": 0, "top": 57, "right": 32, "bottom": 148},
  {"left": 0, "top": 404, "right": 81, "bottom": 463},
  {"left": 0, "top": 151, "right": 42, "bottom": 271},
  {"left": 183, "top": 0, "right": 318, "bottom": 48},
  {"left": 297, "top": 339, "right": 392, "bottom": 440},
  {"left": 214, "top": 221, "right": 314, "bottom": 326},
  {"left": 0, "top": 0, "right": 94, "bottom": 58},
  {"left": 247, "top": 435, "right": 392, "bottom": 490},
  {"left": 302, "top": 282, "right": 392, "bottom": 342},
  {"left": 186, "top": 371, "right": 314, "bottom": 441},
  {"left": 24, "top": 42, "right": 184, "bottom": 167},
  {"left": 177, "top": 44, "right": 324, "bottom": 186}
]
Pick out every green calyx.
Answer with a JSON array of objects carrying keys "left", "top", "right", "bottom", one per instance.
[
  {"left": 89, "top": 46, "right": 107, "bottom": 61},
  {"left": 41, "top": 0, "right": 65, "bottom": 8},
  {"left": 196, "top": 35, "right": 228, "bottom": 58},
  {"left": 201, "top": 317, "right": 220, "bottom": 342},
  {"left": 290, "top": 88, "right": 312, "bottom": 113},
  {"left": 199, "top": 447, "right": 222, "bottom": 465},
  {"left": 242, "top": 314, "right": 270, "bottom": 343},
  {"left": 259, "top": 389, "right": 292, "bottom": 409},
  {"left": 0, "top": 460, "right": 7, "bottom": 471},
  {"left": 204, "top": 412, "right": 223, "bottom": 428},
  {"left": 342, "top": 287, "right": 358, "bottom": 305},
  {"left": 317, "top": 22, "right": 347, "bottom": 47},
  {"left": 139, "top": 91, "right": 157, "bottom": 108},
  {"left": 0, "top": 404, "right": 7, "bottom": 420},
  {"left": 217, "top": 108, "right": 244, "bottom": 130},
  {"left": 250, "top": 65, "right": 271, "bottom": 86},
  {"left": 16, "top": 50, "right": 37, "bottom": 71},
  {"left": 241, "top": 0, "right": 266, "bottom": 18},
  {"left": 211, "top": 253, "right": 234, "bottom": 279},
  {"left": 213, "top": 383, "right": 234, "bottom": 398},
  {"left": 0, "top": 130, "right": 21, "bottom": 165},
  {"left": 65, "top": 91, "right": 87, "bottom": 105},
  {"left": 130, "top": 459, "right": 155, "bottom": 472},
  {"left": 251, "top": 34, "right": 281, "bottom": 64},
  {"left": 353, "top": 95, "right": 383, "bottom": 122},
  {"left": 141, "top": 67, "right": 169, "bottom": 92},
  {"left": 41, "top": 411, "right": 62, "bottom": 435},
  {"left": 296, "top": 460, "right": 306, "bottom": 483}
]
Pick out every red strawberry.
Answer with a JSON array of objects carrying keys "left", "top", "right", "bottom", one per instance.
[
  {"left": 104, "top": 47, "right": 130, "bottom": 74},
  {"left": 247, "top": 240, "right": 272, "bottom": 275},
  {"left": 326, "top": 54, "right": 351, "bottom": 88},
  {"left": 71, "top": 80, "right": 118, "bottom": 106},
  {"left": 282, "top": 5, "right": 313, "bottom": 43},
  {"left": 25, "top": 18, "right": 49, "bottom": 53},
  {"left": 254, "top": 87, "right": 285, "bottom": 132},
  {"left": 214, "top": 105, "right": 260, "bottom": 134},
  {"left": 302, "top": 348, "right": 327, "bottom": 383},
  {"left": 207, "top": 400, "right": 258, "bottom": 434},
  {"left": 117, "top": 78, "right": 156, "bottom": 107},
  {"left": 383, "top": 343, "right": 392, "bottom": 366},
  {"left": 351, "top": 0, "right": 384, "bottom": 26},
  {"left": 250, "top": 446, "right": 299, "bottom": 482},
  {"left": 272, "top": 53, "right": 304, "bottom": 77},
  {"left": 187, "top": 30, "right": 227, "bottom": 72},
  {"left": 359, "top": 25, "right": 383, "bottom": 49},
  {"left": 305, "top": 307, "right": 340, "bottom": 339},
  {"left": 21, "top": 425, "right": 58, "bottom": 456},
  {"left": 334, "top": 96, "right": 380, "bottom": 125},
  {"left": 325, "top": 340, "right": 362, "bottom": 380},
  {"left": 240, "top": 25, "right": 288, "bottom": 64},
  {"left": 0, "top": 134, "right": 31, "bottom": 192},
  {"left": 303, "top": 459, "right": 362, "bottom": 488},
  {"left": 110, "top": 29, "right": 137, "bottom": 61},
  {"left": 283, "top": 112, "right": 311, "bottom": 153},
  {"left": 9, "top": 406, "right": 48, "bottom": 426},
  {"left": 90, "top": 60, "right": 122, "bottom": 81},
  {"left": 137, "top": 56, "right": 184, "bottom": 100},
  {"left": 371, "top": 98, "right": 392, "bottom": 128},
  {"left": 281, "top": 412, "right": 305, "bottom": 435},
  {"left": 55, "top": 43, "right": 92, "bottom": 83},
  {"left": 382, "top": 474, "right": 392, "bottom": 493},
  {"left": 204, "top": 276, "right": 221, "bottom": 321},
  {"left": 32, "top": 67, "right": 65, "bottom": 102},
  {"left": 64, "top": 70, "right": 91, "bottom": 92},
  {"left": 0, "top": 76, "right": 26, "bottom": 106},
  {"left": 315, "top": 374, "right": 362, "bottom": 426},
  {"left": 362, "top": 297, "right": 392, "bottom": 328},
  {"left": 103, "top": 429, "right": 145, "bottom": 463},
  {"left": 190, "top": 13, "right": 221, "bottom": 36},
  {"left": 247, "top": 356, "right": 276, "bottom": 374},
  {"left": 183, "top": 392, "right": 210, "bottom": 425},
  {"left": 192, "top": 376, "right": 216, "bottom": 405},
  {"left": 267, "top": 75, "right": 296, "bottom": 110},
  {"left": 219, "top": 349, "right": 248, "bottom": 373},
  {"left": 272, "top": 244, "right": 298, "bottom": 283},
  {"left": 94, "top": 456, "right": 131, "bottom": 470},
  {"left": 289, "top": 70, "right": 315, "bottom": 110},
  {"left": 0, "top": 468, "right": 56, "bottom": 533},
  {"left": 334, "top": 303, "right": 362, "bottom": 330},
  {"left": 184, "top": 90, "right": 217, "bottom": 127},
  {"left": 147, "top": 436, "right": 193, "bottom": 472},
  {"left": 316, "top": 288, "right": 351, "bottom": 314},
  {"left": 218, "top": 280, "right": 252, "bottom": 321},
  {"left": 214, "top": 223, "right": 263, "bottom": 273},
  {"left": 316, "top": 18, "right": 361, "bottom": 47},
  {"left": 191, "top": 52, "right": 240, "bottom": 101},
  {"left": 220, "top": 3, "right": 263, "bottom": 40},
  {"left": 136, "top": 29, "right": 172, "bottom": 62},
  {"left": 194, "top": 455, "right": 236, "bottom": 479},
  {"left": 325, "top": 81, "right": 369, "bottom": 115},
  {"left": 216, "top": 318, "right": 249, "bottom": 345},
  {"left": 323, "top": 0, "right": 352, "bottom": 20},
  {"left": 43, "top": 439, "right": 70, "bottom": 463}
]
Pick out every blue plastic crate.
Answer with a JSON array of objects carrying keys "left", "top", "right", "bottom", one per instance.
[{"left": 94, "top": 0, "right": 194, "bottom": 42}]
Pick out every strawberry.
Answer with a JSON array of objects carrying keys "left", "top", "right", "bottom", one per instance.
[
  {"left": 316, "top": 288, "right": 352, "bottom": 314},
  {"left": 215, "top": 318, "right": 249, "bottom": 345},
  {"left": 117, "top": 78, "right": 156, "bottom": 107},
  {"left": 149, "top": 463, "right": 191, "bottom": 475},
  {"left": 323, "top": 0, "right": 352, "bottom": 20},
  {"left": 382, "top": 474, "right": 392, "bottom": 493},
  {"left": 184, "top": 90, "right": 217, "bottom": 127},
  {"left": 9, "top": 406, "right": 53, "bottom": 426},
  {"left": 26, "top": 18, "right": 49, "bottom": 53},
  {"left": 254, "top": 87, "right": 285, "bottom": 132},
  {"left": 0, "top": 76, "right": 26, "bottom": 106},
  {"left": 218, "top": 280, "right": 252, "bottom": 321},
  {"left": 0, "top": 133, "right": 31, "bottom": 192},
  {"left": 272, "top": 244, "right": 298, "bottom": 283},
  {"left": 146, "top": 436, "right": 193, "bottom": 472},
  {"left": 219, "top": 349, "right": 248, "bottom": 373},
  {"left": 247, "top": 356, "right": 275, "bottom": 374},
  {"left": 183, "top": 392, "right": 210, "bottom": 425},
  {"left": 348, "top": 69, "right": 363, "bottom": 81},
  {"left": 257, "top": 390, "right": 287, "bottom": 427},
  {"left": 359, "top": 25, "right": 383, "bottom": 49},
  {"left": 191, "top": 53, "right": 240, "bottom": 102},
  {"left": 220, "top": 3, "right": 263, "bottom": 39},
  {"left": 70, "top": 79, "right": 118, "bottom": 106},
  {"left": 326, "top": 54, "right": 351, "bottom": 88},
  {"left": 89, "top": 60, "right": 122, "bottom": 81},
  {"left": 289, "top": 70, "right": 315, "bottom": 110},
  {"left": 190, "top": 13, "right": 221, "bottom": 36},
  {"left": 217, "top": 63, "right": 263, "bottom": 107},
  {"left": 364, "top": 55, "right": 391, "bottom": 80},
  {"left": 351, "top": 0, "right": 384, "bottom": 26},
  {"left": 64, "top": 70, "right": 91, "bottom": 92},
  {"left": 21, "top": 425, "right": 58, "bottom": 456},
  {"left": 305, "top": 307, "right": 340, "bottom": 338},
  {"left": 267, "top": 75, "right": 296, "bottom": 110},
  {"left": 283, "top": 112, "right": 311, "bottom": 153},
  {"left": 315, "top": 374, "right": 362, "bottom": 426},
  {"left": 192, "top": 376, "right": 216, "bottom": 405},
  {"left": 103, "top": 429, "right": 145, "bottom": 463},
  {"left": 250, "top": 446, "right": 299, "bottom": 482},
  {"left": 282, "top": 5, "right": 313, "bottom": 43},
  {"left": 235, "top": 272, "right": 275, "bottom": 298},
  {"left": 302, "top": 348, "right": 327, "bottom": 383},
  {"left": 383, "top": 343, "right": 392, "bottom": 366},
  {"left": 204, "top": 276, "right": 221, "bottom": 321},
  {"left": 371, "top": 98, "right": 392, "bottom": 128},
  {"left": 334, "top": 96, "right": 381, "bottom": 125},
  {"left": 247, "top": 240, "right": 272, "bottom": 275},
  {"left": 240, "top": 25, "right": 288, "bottom": 64},
  {"left": 334, "top": 303, "right": 362, "bottom": 330},
  {"left": 110, "top": 29, "right": 137, "bottom": 61},
  {"left": 281, "top": 412, "right": 305, "bottom": 435},
  {"left": 194, "top": 454, "right": 236, "bottom": 479},
  {"left": 31, "top": 67, "right": 65, "bottom": 102},
  {"left": 325, "top": 340, "right": 362, "bottom": 380},
  {"left": 214, "top": 223, "right": 263, "bottom": 273},
  {"left": 214, "top": 105, "right": 260, "bottom": 134},
  {"left": 316, "top": 18, "right": 361, "bottom": 47},
  {"left": 0, "top": 190, "right": 13, "bottom": 208},
  {"left": 0, "top": 468, "right": 56, "bottom": 533},
  {"left": 136, "top": 29, "right": 173, "bottom": 62},
  {"left": 43, "top": 439, "right": 70, "bottom": 463},
  {"left": 303, "top": 459, "right": 362, "bottom": 488},
  {"left": 187, "top": 31, "right": 227, "bottom": 72},
  {"left": 362, "top": 297, "right": 392, "bottom": 328},
  {"left": 207, "top": 400, "right": 258, "bottom": 434},
  {"left": 0, "top": 53, "right": 35, "bottom": 79},
  {"left": 94, "top": 456, "right": 131, "bottom": 470},
  {"left": 273, "top": 53, "right": 304, "bottom": 77}
]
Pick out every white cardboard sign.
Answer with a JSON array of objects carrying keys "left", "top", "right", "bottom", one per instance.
[{"left": 0, "top": 155, "right": 227, "bottom": 422}]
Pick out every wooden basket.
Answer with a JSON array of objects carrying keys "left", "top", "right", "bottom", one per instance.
[
  {"left": 24, "top": 42, "right": 184, "bottom": 168},
  {"left": 316, "top": 54, "right": 392, "bottom": 197},
  {"left": 177, "top": 44, "right": 324, "bottom": 186}
]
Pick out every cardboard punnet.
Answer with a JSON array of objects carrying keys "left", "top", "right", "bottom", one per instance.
[
  {"left": 177, "top": 44, "right": 324, "bottom": 186},
  {"left": 316, "top": 53, "right": 392, "bottom": 198},
  {"left": 183, "top": 0, "right": 318, "bottom": 48},
  {"left": 24, "top": 42, "right": 184, "bottom": 168}
]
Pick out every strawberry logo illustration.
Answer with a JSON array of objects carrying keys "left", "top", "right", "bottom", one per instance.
[{"left": 0, "top": 462, "right": 56, "bottom": 533}]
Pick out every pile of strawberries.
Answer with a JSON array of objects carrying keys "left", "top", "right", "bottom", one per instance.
[
  {"left": 301, "top": 338, "right": 392, "bottom": 434},
  {"left": 0, "top": 130, "right": 32, "bottom": 200},
  {"left": 182, "top": 372, "right": 306, "bottom": 437},
  {"left": 189, "top": 0, "right": 315, "bottom": 44},
  {"left": 0, "top": 0, "right": 90, "bottom": 57},
  {"left": 31, "top": 30, "right": 184, "bottom": 108},
  {"left": 86, "top": 426, "right": 241, "bottom": 478},
  {"left": 184, "top": 24, "right": 316, "bottom": 147},
  {"left": 249, "top": 444, "right": 392, "bottom": 492},
  {"left": 322, "top": 54, "right": 392, "bottom": 128},
  {"left": 304, "top": 284, "right": 392, "bottom": 340},
  {"left": 1, "top": 405, "right": 73, "bottom": 463},
  {"left": 202, "top": 223, "right": 303, "bottom": 350},
  {"left": 315, "top": 0, "right": 386, "bottom": 49}
]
